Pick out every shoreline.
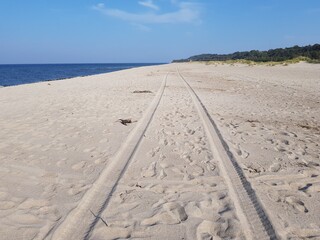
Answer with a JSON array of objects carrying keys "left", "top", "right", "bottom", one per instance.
[{"left": 0, "top": 63, "right": 166, "bottom": 88}]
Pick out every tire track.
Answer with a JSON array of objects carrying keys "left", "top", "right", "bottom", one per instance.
[
  {"left": 50, "top": 74, "right": 168, "bottom": 240},
  {"left": 177, "top": 69, "right": 278, "bottom": 240},
  {"left": 89, "top": 72, "right": 244, "bottom": 239}
]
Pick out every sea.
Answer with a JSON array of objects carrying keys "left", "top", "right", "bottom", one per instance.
[{"left": 0, "top": 63, "right": 162, "bottom": 87}]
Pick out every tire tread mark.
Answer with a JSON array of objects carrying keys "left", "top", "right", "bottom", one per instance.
[
  {"left": 51, "top": 74, "right": 168, "bottom": 240},
  {"left": 177, "top": 69, "right": 278, "bottom": 240}
]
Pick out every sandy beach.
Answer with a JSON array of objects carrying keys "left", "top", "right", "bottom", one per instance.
[{"left": 0, "top": 63, "right": 319, "bottom": 239}]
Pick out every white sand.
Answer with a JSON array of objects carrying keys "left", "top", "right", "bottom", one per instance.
[{"left": 0, "top": 63, "right": 319, "bottom": 239}]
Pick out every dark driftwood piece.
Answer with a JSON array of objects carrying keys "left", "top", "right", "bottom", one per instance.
[
  {"left": 133, "top": 90, "right": 153, "bottom": 93},
  {"left": 117, "top": 118, "right": 136, "bottom": 126}
]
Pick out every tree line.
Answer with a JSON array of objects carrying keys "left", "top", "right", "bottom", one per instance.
[{"left": 172, "top": 44, "right": 320, "bottom": 63}]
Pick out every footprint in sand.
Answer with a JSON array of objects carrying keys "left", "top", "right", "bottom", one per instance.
[
  {"left": 236, "top": 144, "right": 249, "bottom": 159},
  {"left": 141, "top": 161, "right": 157, "bottom": 178},
  {"left": 205, "top": 161, "right": 217, "bottom": 172},
  {"left": 83, "top": 147, "right": 95, "bottom": 153},
  {"left": 159, "top": 153, "right": 166, "bottom": 161},
  {"left": 284, "top": 196, "right": 308, "bottom": 213},
  {"left": 36, "top": 205, "right": 61, "bottom": 221},
  {"left": 141, "top": 202, "right": 188, "bottom": 226},
  {"left": 196, "top": 220, "right": 224, "bottom": 240},
  {"left": 197, "top": 218, "right": 238, "bottom": 240},
  {"left": 243, "top": 163, "right": 265, "bottom": 175},
  {"left": 147, "top": 147, "right": 160, "bottom": 157},
  {"left": 147, "top": 184, "right": 166, "bottom": 194},
  {"left": 279, "top": 131, "right": 297, "bottom": 138},
  {"left": 68, "top": 184, "right": 91, "bottom": 196},
  {"left": 188, "top": 128, "right": 196, "bottom": 135},
  {"left": 186, "top": 164, "right": 205, "bottom": 177},
  {"left": 185, "top": 202, "right": 203, "bottom": 218},
  {"left": 94, "top": 158, "right": 107, "bottom": 165},
  {"left": 158, "top": 169, "right": 167, "bottom": 180},
  {"left": 159, "top": 138, "right": 168, "bottom": 146},
  {"left": 171, "top": 167, "right": 185, "bottom": 178},
  {"left": 181, "top": 153, "right": 192, "bottom": 163},
  {"left": 269, "top": 162, "right": 282, "bottom": 172},
  {"left": 194, "top": 145, "right": 204, "bottom": 154},
  {"left": 72, "top": 161, "right": 86, "bottom": 170},
  {"left": 197, "top": 220, "right": 218, "bottom": 240},
  {"left": 42, "top": 184, "right": 57, "bottom": 197},
  {"left": 56, "top": 158, "right": 67, "bottom": 167}
]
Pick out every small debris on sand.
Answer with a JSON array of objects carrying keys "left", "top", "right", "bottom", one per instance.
[
  {"left": 117, "top": 118, "right": 136, "bottom": 126},
  {"left": 133, "top": 90, "right": 153, "bottom": 93}
]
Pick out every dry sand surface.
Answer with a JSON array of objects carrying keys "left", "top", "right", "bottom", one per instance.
[{"left": 0, "top": 62, "right": 319, "bottom": 239}]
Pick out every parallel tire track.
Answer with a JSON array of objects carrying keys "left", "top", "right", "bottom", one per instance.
[
  {"left": 177, "top": 69, "right": 278, "bottom": 240},
  {"left": 51, "top": 74, "right": 168, "bottom": 240},
  {"left": 51, "top": 69, "right": 278, "bottom": 240}
]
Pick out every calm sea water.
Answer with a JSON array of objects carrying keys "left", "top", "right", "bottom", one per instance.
[{"left": 0, "top": 63, "right": 162, "bottom": 87}]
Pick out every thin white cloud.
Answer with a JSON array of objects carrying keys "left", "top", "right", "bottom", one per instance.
[
  {"left": 138, "top": 0, "right": 159, "bottom": 11},
  {"left": 93, "top": 2, "right": 201, "bottom": 24}
]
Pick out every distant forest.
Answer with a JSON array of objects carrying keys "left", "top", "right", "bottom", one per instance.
[{"left": 173, "top": 44, "right": 320, "bottom": 63}]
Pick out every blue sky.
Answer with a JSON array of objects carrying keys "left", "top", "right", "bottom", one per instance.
[{"left": 0, "top": 0, "right": 319, "bottom": 63}]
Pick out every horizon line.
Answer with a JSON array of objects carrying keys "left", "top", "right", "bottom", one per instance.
[{"left": 0, "top": 62, "right": 168, "bottom": 65}]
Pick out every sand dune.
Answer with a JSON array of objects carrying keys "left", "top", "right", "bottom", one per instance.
[{"left": 0, "top": 63, "right": 319, "bottom": 239}]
